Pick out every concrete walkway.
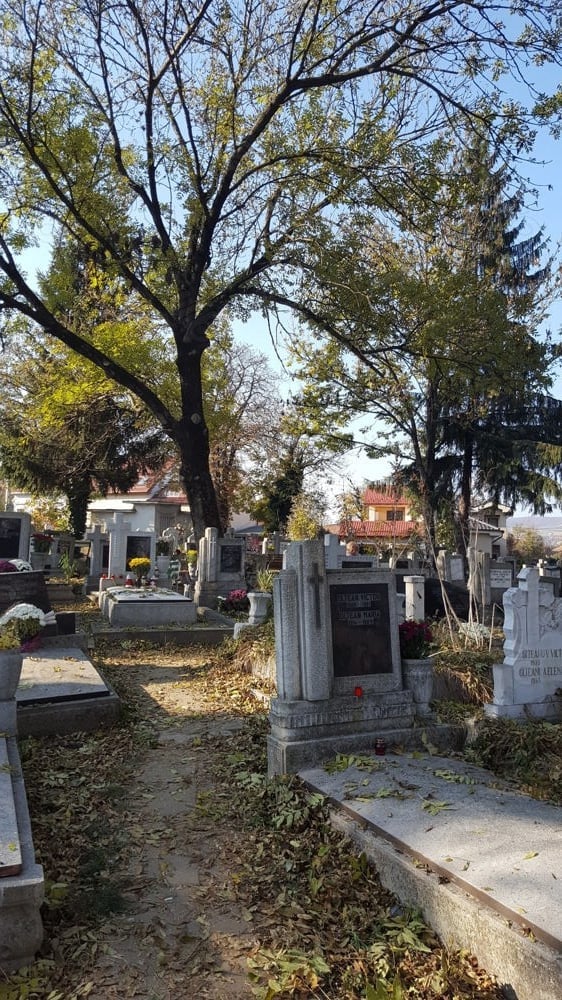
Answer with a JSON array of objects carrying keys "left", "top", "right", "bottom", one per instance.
[{"left": 300, "top": 750, "right": 562, "bottom": 1000}]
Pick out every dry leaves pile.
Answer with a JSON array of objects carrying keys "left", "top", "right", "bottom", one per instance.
[{"left": 0, "top": 625, "right": 510, "bottom": 1000}]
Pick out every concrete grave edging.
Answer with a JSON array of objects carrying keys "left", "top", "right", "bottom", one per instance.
[{"left": 329, "top": 810, "right": 561, "bottom": 1000}]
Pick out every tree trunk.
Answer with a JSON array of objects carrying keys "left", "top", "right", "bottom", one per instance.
[
  {"left": 175, "top": 336, "right": 222, "bottom": 542},
  {"left": 456, "top": 429, "right": 474, "bottom": 559}
]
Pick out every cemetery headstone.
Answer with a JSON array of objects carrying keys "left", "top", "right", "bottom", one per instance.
[
  {"left": 489, "top": 561, "right": 514, "bottom": 605},
  {"left": 269, "top": 539, "right": 415, "bottom": 774},
  {"left": 0, "top": 571, "right": 52, "bottom": 616},
  {"left": 537, "top": 559, "right": 561, "bottom": 599},
  {"left": 437, "top": 550, "right": 465, "bottom": 583},
  {"left": 486, "top": 566, "right": 562, "bottom": 721},
  {"left": 195, "top": 527, "right": 246, "bottom": 608},
  {"left": 0, "top": 512, "right": 31, "bottom": 562}
]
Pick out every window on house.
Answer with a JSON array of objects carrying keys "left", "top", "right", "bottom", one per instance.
[{"left": 386, "top": 509, "right": 405, "bottom": 521}]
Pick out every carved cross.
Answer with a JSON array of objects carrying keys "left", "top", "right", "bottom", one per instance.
[{"left": 307, "top": 561, "right": 324, "bottom": 629}]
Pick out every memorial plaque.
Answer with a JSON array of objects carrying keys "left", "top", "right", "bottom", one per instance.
[
  {"left": 490, "top": 567, "right": 513, "bottom": 590},
  {"left": 0, "top": 516, "right": 22, "bottom": 560},
  {"left": 330, "top": 582, "right": 393, "bottom": 677},
  {"left": 126, "top": 535, "right": 151, "bottom": 562},
  {"left": 220, "top": 544, "right": 243, "bottom": 573}
]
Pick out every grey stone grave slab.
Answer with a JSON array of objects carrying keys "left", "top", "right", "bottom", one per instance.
[
  {"left": 300, "top": 751, "right": 562, "bottom": 953},
  {"left": 15, "top": 647, "right": 120, "bottom": 737},
  {"left": 17, "top": 647, "right": 108, "bottom": 703},
  {"left": 0, "top": 736, "right": 44, "bottom": 972},
  {"left": 0, "top": 738, "right": 21, "bottom": 878},
  {"left": 100, "top": 586, "right": 196, "bottom": 626}
]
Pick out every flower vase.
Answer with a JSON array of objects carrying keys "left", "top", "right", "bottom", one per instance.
[
  {"left": 401, "top": 657, "right": 434, "bottom": 717},
  {"left": 30, "top": 552, "right": 50, "bottom": 571},
  {"left": 0, "top": 650, "right": 24, "bottom": 700},
  {"left": 247, "top": 591, "right": 271, "bottom": 625}
]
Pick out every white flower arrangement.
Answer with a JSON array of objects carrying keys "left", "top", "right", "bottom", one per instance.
[{"left": 0, "top": 603, "right": 55, "bottom": 651}]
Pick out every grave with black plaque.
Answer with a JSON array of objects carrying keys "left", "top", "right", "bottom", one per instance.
[
  {"left": 0, "top": 512, "right": 31, "bottom": 562},
  {"left": 268, "top": 539, "right": 416, "bottom": 774},
  {"left": 195, "top": 527, "right": 246, "bottom": 608}
]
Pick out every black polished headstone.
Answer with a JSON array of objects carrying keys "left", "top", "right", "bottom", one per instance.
[
  {"left": 330, "top": 582, "right": 393, "bottom": 677},
  {"left": 220, "top": 544, "right": 243, "bottom": 573},
  {"left": 0, "top": 516, "right": 22, "bottom": 560}
]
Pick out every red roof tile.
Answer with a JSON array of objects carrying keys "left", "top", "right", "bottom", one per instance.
[
  {"left": 325, "top": 521, "right": 420, "bottom": 539},
  {"left": 363, "top": 489, "right": 409, "bottom": 506}
]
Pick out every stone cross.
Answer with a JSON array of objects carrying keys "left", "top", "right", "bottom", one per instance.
[{"left": 307, "top": 561, "right": 324, "bottom": 628}]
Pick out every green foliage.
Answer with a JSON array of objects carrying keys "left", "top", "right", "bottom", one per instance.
[
  {"left": 508, "top": 526, "right": 548, "bottom": 565},
  {"left": 0, "top": 334, "right": 169, "bottom": 536},
  {"left": 286, "top": 492, "right": 324, "bottom": 541},
  {"left": 255, "top": 567, "right": 276, "bottom": 593},
  {"left": 252, "top": 441, "right": 306, "bottom": 533},
  {"left": 1, "top": 2, "right": 557, "bottom": 541}
]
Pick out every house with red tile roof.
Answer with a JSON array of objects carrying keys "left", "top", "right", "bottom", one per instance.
[
  {"left": 324, "top": 488, "right": 423, "bottom": 552},
  {"left": 87, "top": 460, "right": 193, "bottom": 539}
]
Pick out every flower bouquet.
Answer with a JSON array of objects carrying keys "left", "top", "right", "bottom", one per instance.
[
  {"left": 217, "top": 588, "right": 249, "bottom": 617},
  {"left": 0, "top": 602, "right": 54, "bottom": 652},
  {"left": 398, "top": 619, "right": 433, "bottom": 660},
  {"left": 31, "top": 533, "right": 53, "bottom": 553},
  {"left": 0, "top": 602, "right": 56, "bottom": 699},
  {"left": 128, "top": 556, "right": 151, "bottom": 582}
]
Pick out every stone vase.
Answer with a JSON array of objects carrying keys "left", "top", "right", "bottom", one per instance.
[
  {"left": 401, "top": 657, "right": 434, "bottom": 717},
  {"left": 156, "top": 555, "right": 170, "bottom": 578},
  {"left": 30, "top": 552, "right": 49, "bottom": 571},
  {"left": 0, "top": 650, "right": 24, "bottom": 700},
  {"left": 247, "top": 591, "right": 272, "bottom": 625}
]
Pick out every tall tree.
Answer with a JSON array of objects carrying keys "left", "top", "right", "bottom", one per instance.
[
  {"left": 289, "top": 157, "right": 558, "bottom": 554},
  {"left": 0, "top": 1, "right": 559, "bottom": 539},
  {"left": 439, "top": 133, "right": 557, "bottom": 552}
]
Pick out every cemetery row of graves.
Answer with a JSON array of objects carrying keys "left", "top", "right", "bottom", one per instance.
[{"left": 0, "top": 506, "right": 561, "bottom": 996}]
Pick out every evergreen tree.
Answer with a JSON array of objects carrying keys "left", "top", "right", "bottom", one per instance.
[{"left": 440, "top": 133, "right": 558, "bottom": 551}]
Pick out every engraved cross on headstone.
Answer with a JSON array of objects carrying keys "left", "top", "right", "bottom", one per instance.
[{"left": 307, "top": 561, "right": 324, "bottom": 629}]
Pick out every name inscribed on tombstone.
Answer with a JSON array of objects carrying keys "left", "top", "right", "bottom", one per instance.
[
  {"left": 518, "top": 648, "right": 562, "bottom": 688},
  {"left": 490, "top": 567, "right": 512, "bottom": 589},
  {"left": 330, "top": 583, "right": 392, "bottom": 677},
  {"left": 220, "top": 544, "right": 243, "bottom": 573}
]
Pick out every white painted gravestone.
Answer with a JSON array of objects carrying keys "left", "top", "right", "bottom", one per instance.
[
  {"left": 486, "top": 566, "right": 562, "bottom": 721},
  {"left": 268, "top": 539, "right": 417, "bottom": 774}
]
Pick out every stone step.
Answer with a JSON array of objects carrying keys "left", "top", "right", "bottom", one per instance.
[{"left": 0, "top": 738, "right": 22, "bottom": 878}]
